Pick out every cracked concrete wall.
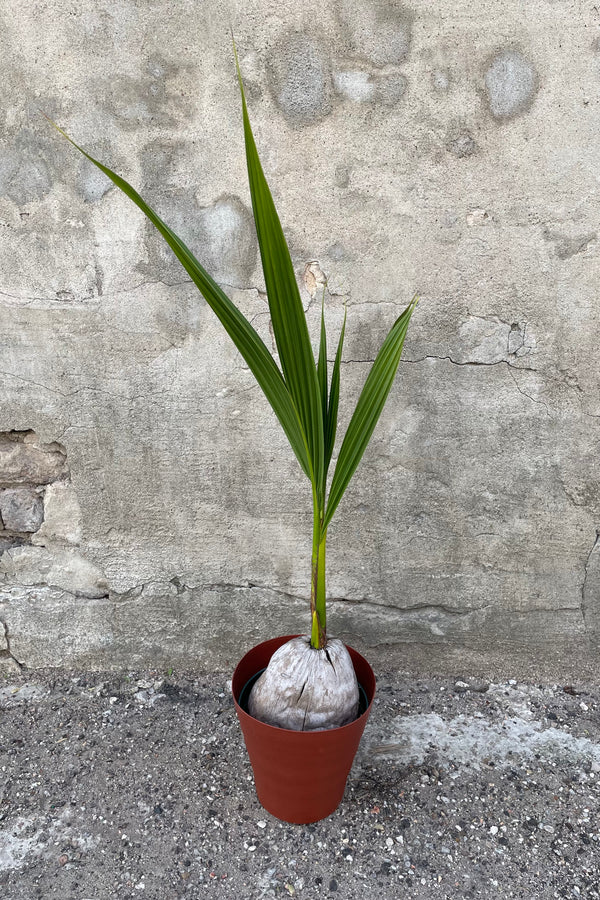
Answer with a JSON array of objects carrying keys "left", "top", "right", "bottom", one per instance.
[{"left": 1, "top": 0, "right": 600, "bottom": 676}]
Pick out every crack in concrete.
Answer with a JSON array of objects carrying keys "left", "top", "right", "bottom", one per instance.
[
  {"left": 0, "top": 289, "right": 99, "bottom": 305},
  {"left": 339, "top": 355, "right": 536, "bottom": 371},
  {"left": 101, "top": 277, "right": 195, "bottom": 298},
  {"left": 582, "top": 529, "right": 600, "bottom": 631},
  {"left": 401, "top": 355, "right": 535, "bottom": 372},
  {"left": 158, "top": 580, "right": 584, "bottom": 621},
  {"left": 0, "top": 278, "right": 195, "bottom": 306},
  {"left": 168, "top": 579, "right": 490, "bottom": 617},
  {"left": 397, "top": 354, "right": 552, "bottom": 416},
  {"left": 0, "top": 371, "right": 71, "bottom": 397},
  {"left": 331, "top": 597, "right": 493, "bottom": 617},
  {"left": 7, "top": 580, "right": 111, "bottom": 600},
  {"left": 505, "top": 366, "right": 551, "bottom": 415},
  {"left": 0, "top": 372, "right": 184, "bottom": 404}
]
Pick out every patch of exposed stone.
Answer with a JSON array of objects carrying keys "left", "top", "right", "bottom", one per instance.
[{"left": 0, "top": 431, "right": 68, "bottom": 554}]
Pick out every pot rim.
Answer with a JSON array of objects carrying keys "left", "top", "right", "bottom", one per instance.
[{"left": 232, "top": 634, "right": 376, "bottom": 736}]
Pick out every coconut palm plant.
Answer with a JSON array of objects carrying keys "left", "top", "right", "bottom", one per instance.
[{"left": 49, "top": 50, "right": 417, "bottom": 730}]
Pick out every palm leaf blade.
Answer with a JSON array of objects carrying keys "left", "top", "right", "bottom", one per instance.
[
  {"left": 323, "top": 296, "right": 418, "bottom": 529},
  {"left": 49, "top": 120, "right": 311, "bottom": 478},
  {"left": 324, "top": 307, "right": 346, "bottom": 473},
  {"left": 317, "top": 299, "right": 328, "bottom": 450},
  {"left": 234, "top": 55, "right": 324, "bottom": 489}
]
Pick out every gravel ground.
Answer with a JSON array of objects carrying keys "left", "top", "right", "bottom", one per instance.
[{"left": 1, "top": 663, "right": 599, "bottom": 899}]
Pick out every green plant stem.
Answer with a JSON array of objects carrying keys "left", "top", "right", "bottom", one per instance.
[{"left": 310, "top": 490, "right": 327, "bottom": 649}]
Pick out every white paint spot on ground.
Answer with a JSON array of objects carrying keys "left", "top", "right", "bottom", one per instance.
[
  {"left": 372, "top": 710, "right": 600, "bottom": 769},
  {"left": 0, "top": 820, "right": 37, "bottom": 870},
  {"left": 0, "top": 684, "right": 47, "bottom": 706},
  {"left": 0, "top": 809, "right": 100, "bottom": 873}
]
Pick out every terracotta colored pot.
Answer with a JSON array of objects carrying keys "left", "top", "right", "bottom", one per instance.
[{"left": 232, "top": 634, "right": 376, "bottom": 824}]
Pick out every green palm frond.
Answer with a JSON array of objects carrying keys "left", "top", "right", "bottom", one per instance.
[{"left": 48, "top": 47, "right": 418, "bottom": 648}]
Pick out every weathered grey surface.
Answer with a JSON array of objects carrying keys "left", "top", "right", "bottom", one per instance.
[
  {"left": 1, "top": 667, "right": 600, "bottom": 899},
  {"left": 1, "top": 0, "right": 599, "bottom": 673},
  {"left": 0, "top": 488, "right": 44, "bottom": 533}
]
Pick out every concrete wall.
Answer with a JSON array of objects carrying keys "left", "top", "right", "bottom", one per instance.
[{"left": 1, "top": 0, "right": 599, "bottom": 677}]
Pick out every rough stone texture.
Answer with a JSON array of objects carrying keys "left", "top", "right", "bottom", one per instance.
[
  {"left": 0, "top": 1, "right": 599, "bottom": 674},
  {"left": 30, "top": 481, "right": 82, "bottom": 546},
  {"left": 267, "top": 32, "right": 333, "bottom": 125},
  {"left": 0, "top": 488, "right": 44, "bottom": 533},
  {"left": 0, "top": 433, "right": 68, "bottom": 486},
  {"left": 337, "top": 0, "right": 414, "bottom": 67},
  {"left": 0, "top": 547, "right": 109, "bottom": 599},
  {"left": 2, "top": 668, "right": 600, "bottom": 899}
]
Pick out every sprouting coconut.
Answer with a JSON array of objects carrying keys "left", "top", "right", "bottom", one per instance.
[
  {"left": 49, "top": 41, "right": 417, "bottom": 736},
  {"left": 248, "top": 636, "right": 359, "bottom": 731}
]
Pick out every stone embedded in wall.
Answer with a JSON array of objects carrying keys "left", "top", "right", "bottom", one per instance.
[
  {"left": 484, "top": 49, "right": 538, "bottom": 120},
  {"left": 0, "top": 430, "right": 79, "bottom": 556},
  {"left": 0, "top": 431, "right": 68, "bottom": 486},
  {"left": 0, "top": 535, "right": 25, "bottom": 553},
  {"left": 267, "top": 32, "right": 332, "bottom": 126},
  {"left": 31, "top": 482, "right": 82, "bottom": 546},
  {"left": 337, "top": 0, "right": 413, "bottom": 67},
  {"left": 0, "top": 429, "right": 109, "bottom": 638},
  {"left": 0, "top": 488, "right": 44, "bottom": 533},
  {"left": 0, "top": 546, "right": 109, "bottom": 599}
]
